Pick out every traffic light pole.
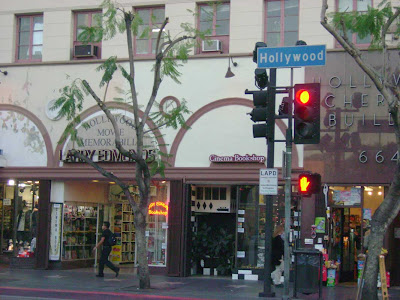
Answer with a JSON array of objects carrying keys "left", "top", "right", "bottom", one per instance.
[
  {"left": 282, "top": 68, "right": 294, "bottom": 299},
  {"left": 259, "top": 68, "right": 276, "bottom": 298}
]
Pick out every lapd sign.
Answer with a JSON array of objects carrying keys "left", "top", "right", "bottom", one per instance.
[
  {"left": 259, "top": 168, "right": 278, "bottom": 195},
  {"left": 257, "top": 45, "right": 326, "bottom": 68}
]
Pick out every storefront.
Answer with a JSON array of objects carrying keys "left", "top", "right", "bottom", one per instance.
[{"left": 303, "top": 49, "right": 400, "bottom": 285}]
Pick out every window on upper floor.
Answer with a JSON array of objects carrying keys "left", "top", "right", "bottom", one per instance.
[
  {"left": 265, "top": 0, "right": 299, "bottom": 47},
  {"left": 73, "top": 10, "right": 102, "bottom": 59},
  {"left": 16, "top": 14, "right": 43, "bottom": 62},
  {"left": 336, "top": 0, "right": 372, "bottom": 46},
  {"left": 135, "top": 7, "right": 165, "bottom": 56},
  {"left": 198, "top": 2, "right": 230, "bottom": 54}
]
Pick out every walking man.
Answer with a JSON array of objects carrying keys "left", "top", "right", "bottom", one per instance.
[{"left": 93, "top": 221, "right": 120, "bottom": 277}]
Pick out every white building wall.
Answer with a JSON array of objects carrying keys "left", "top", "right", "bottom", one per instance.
[{"left": 0, "top": 0, "right": 347, "bottom": 168}]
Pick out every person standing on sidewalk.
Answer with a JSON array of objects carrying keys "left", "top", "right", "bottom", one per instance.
[{"left": 93, "top": 221, "right": 120, "bottom": 278}]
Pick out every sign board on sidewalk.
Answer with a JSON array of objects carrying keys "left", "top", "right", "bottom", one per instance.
[
  {"left": 259, "top": 168, "right": 278, "bottom": 195},
  {"left": 257, "top": 45, "right": 326, "bottom": 68}
]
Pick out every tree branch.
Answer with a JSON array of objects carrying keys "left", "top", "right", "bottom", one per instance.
[
  {"left": 68, "top": 149, "right": 138, "bottom": 210},
  {"left": 321, "top": 0, "right": 384, "bottom": 92},
  {"left": 82, "top": 80, "right": 141, "bottom": 161},
  {"left": 124, "top": 11, "right": 140, "bottom": 131}
]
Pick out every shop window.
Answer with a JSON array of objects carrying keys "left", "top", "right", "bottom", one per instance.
[
  {"left": 108, "top": 183, "right": 168, "bottom": 266},
  {"left": 197, "top": 2, "right": 230, "bottom": 54},
  {"left": 62, "top": 204, "right": 99, "bottom": 260},
  {"left": 134, "top": 7, "right": 165, "bottom": 56},
  {"left": 73, "top": 10, "right": 102, "bottom": 59},
  {"left": 195, "top": 186, "right": 227, "bottom": 201},
  {"left": 146, "top": 183, "right": 168, "bottom": 266},
  {"left": 336, "top": 0, "right": 372, "bottom": 47},
  {"left": 16, "top": 14, "right": 43, "bottom": 62},
  {"left": 265, "top": 0, "right": 299, "bottom": 47},
  {"left": 0, "top": 180, "right": 40, "bottom": 258}
]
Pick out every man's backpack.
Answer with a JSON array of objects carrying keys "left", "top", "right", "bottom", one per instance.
[{"left": 108, "top": 232, "right": 117, "bottom": 246}]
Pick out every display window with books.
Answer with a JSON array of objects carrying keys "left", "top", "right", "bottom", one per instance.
[
  {"left": 109, "top": 185, "right": 137, "bottom": 264},
  {"left": 108, "top": 182, "right": 169, "bottom": 267},
  {"left": 62, "top": 204, "right": 100, "bottom": 261}
]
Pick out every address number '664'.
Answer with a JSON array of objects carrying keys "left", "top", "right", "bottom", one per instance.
[{"left": 359, "top": 151, "right": 399, "bottom": 164}]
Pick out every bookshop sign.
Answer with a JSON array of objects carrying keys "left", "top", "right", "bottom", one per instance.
[{"left": 60, "top": 113, "right": 157, "bottom": 163}]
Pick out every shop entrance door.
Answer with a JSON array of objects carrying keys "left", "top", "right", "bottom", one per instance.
[
  {"left": 331, "top": 207, "right": 362, "bottom": 282},
  {"left": 192, "top": 213, "right": 236, "bottom": 276}
]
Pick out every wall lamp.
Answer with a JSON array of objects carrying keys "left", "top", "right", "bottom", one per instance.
[
  {"left": 0, "top": 70, "right": 8, "bottom": 76},
  {"left": 225, "top": 56, "right": 238, "bottom": 78}
]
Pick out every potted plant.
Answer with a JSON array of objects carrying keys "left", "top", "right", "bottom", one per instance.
[{"left": 191, "top": 223, "right": 234, "bottom": 276}]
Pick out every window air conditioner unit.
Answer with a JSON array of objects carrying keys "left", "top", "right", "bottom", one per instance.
[
  {"left": 74, "top": 44, "right": 98, "bottom": 58},
  {"left": 202, "top": 40, "right": 222, "bottom": 52}
]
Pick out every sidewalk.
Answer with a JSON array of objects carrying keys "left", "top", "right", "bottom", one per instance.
[{"left": 0, "top": 265, "right": 399, "bottom": 299}]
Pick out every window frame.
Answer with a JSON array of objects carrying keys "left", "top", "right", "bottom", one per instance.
[
  {"left": 73, "top": 10, "right": 102, "bottom": 60},
  {"left": 197, "top": 2, "right": 230, "bottom": 54},
  {"left": 335, "top": 0, "right": 373, "bottom": 47},
  {"left": 15, "top": 14, "right": 43, "bottom": 63},
  {"left": 264, "top": 0, "right": 299, "bottom": 47},
  {"left": 133, "top": 6, "right": 165, "bottom": 57}
]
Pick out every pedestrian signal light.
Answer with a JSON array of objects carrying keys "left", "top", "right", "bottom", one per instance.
[
  {"left": 298, "top": 172, "right": 321, "bottom": 196},
  {"left": 294, "top": 83, "right": 320, "bottom": 144}
]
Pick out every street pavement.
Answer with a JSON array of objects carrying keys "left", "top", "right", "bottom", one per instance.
[{"left": 0, "top": 264, "right": 399, "bottom": 300}]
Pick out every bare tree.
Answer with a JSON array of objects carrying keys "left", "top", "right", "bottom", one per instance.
[
  {"left": 53, "top": 0, "right": 206, "bottom": 289},
  {"left": 321, "top": 1, "right": 400, "bottom": 299}
]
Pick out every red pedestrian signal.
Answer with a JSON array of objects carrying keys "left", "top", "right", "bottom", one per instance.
[
  {"left": 298, "top": 172, "right": 321, "bottom": 196},
  {"left": 294, "top": 83, "right": 320, "bottom": 144}
]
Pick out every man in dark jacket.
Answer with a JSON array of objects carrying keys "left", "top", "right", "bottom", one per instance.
[{"left": 93, "top": 221, "right": 120, "bottom": 278}]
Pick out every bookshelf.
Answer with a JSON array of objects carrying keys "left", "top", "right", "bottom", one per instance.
[{"left": 111, "top": 201, "right": 136, "bottom": 264}]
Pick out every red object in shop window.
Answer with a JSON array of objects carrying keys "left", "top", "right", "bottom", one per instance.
[{"left": 17, "top": 251, "right": 34, "bottom": 258}]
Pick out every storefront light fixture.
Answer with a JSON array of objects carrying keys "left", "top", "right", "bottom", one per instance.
[
  {"left": 368, "top": 191, "right": 372, "bottom": 195},
  {"left": 378, "top": 191, "right": 382, "bottom": 195},
  {"left": 7, "top": 179, "right": 15, "bottom": 186},
  {"left": 161, "top": 180, "right": 166, "bottom": 184},
  {"left": 35, "top": 181, "right": 39, "bottom": 184},
  {"left": 92, "top": 180, "right": 99, "bottom": 182}
]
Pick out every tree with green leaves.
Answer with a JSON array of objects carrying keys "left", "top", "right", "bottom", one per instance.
[
  {"left": 53, "top": 0, "right": 208, "bottom": 289},
  {"left": 321, "top": 1, "right": 400, "bottom": 299}
]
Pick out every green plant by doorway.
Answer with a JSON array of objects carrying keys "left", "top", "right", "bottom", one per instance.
[{"left": 191, "top": 223, "right": 235, "bottom": 275}]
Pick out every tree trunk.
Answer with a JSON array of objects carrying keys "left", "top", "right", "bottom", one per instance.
[
  {"left": 362, "top": 165, "right": 400, "bottom": 299},
  {"left": 134, "top": 210, "right": 150, "bottom": 289}
]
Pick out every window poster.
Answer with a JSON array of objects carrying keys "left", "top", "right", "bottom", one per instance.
[
  {"left": 332, "top": 188, "right": 361, "bottom": 206},
  {"left": 363, "top": 208, "right": 372, "bottom": 220},
  {"left": 314, "top": 217, "right": 326, "bottom": 233},
  {"left": 49, "top": 203, "right": 63, "bottom": 261}
]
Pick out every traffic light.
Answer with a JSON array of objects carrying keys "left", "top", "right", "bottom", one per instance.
[
  {"left": 298, "top": 172, "right": 321, "bottom": 196},
  {"left": 249, "top": 90, "right": 274, "bottom": 140},
  {"left": 293, "top": 83, "right": 320, "bottom": 144}
]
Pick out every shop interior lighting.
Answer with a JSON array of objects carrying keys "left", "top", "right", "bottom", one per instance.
[
  {"left": 368, "top": 191, "right": 372, "bottom": 195},
  {"left": 92, "top": 180, "right": 99, "bottom": 182},
  {"left": 7, "top": 179, "right": 15, "bottom": 186},
  {"left": 378, "top": 192, "right": 382, "bottom": 195}
]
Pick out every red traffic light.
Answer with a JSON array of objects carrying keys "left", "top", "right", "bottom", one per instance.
[
  {"left": 293, "top": 83, "right": 320, "bottom": 144},
  {"left": 296, "top": 89, "right": 310, "bottom": 105},
  {"left": 298, "top": 172, "right": 321, "bottom": 196}
]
